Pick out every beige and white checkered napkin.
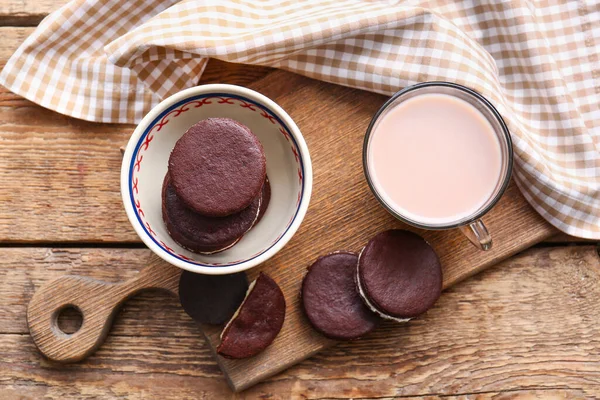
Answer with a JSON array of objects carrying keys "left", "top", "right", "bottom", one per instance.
[{"left": 1, "top": 0, "right": 599, "bottom": 238}]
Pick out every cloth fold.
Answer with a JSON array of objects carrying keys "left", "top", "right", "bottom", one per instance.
[{"left": 1, "top": 0, "right": 599, "bottom": 238}]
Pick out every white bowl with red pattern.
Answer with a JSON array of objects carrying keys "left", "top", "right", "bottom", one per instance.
[{"left": 121, "top": 84, "right": 312, "bottom": 275}]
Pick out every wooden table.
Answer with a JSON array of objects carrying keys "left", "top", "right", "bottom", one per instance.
[{"left": 1, "top": 3, "right": 600, "bottom": 399}]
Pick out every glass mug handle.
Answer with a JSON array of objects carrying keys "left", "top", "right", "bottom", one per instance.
[{"left": 459, "top": 219, "right": 492, "bottom": 251}]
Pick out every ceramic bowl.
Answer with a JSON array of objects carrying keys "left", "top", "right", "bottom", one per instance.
[{"left": 121, "top": 84, "right": 312, "bottom": 275}]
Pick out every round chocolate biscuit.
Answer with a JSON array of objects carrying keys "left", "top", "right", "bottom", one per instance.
[
  {"left": 217, "top": 273, "right": 285, "bottom": 359},
  {"left": 178, "top": 270, "right": 249, "bottom": 325},
  {"left": 255, "top": 176, "right": 271, "bottom": 225},
  {"left": 162, "top": 173, "right": 260, "bottom": 254},
  {"left": 168, "top": 118, "right": 266, "bottom": 217},
  {"left": 302, "top": 252, "right": 381, "bottom": 340},
  {"left": 357, "top": 230, "right": 442, "bottom": 321}
]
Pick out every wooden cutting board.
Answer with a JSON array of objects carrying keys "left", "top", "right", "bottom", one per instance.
[
  {"left": 27, "top": 69, "right": 557, "bottom": 392},
  {"left": 198, "top": 70, "right": 557, "bottom": 390}
]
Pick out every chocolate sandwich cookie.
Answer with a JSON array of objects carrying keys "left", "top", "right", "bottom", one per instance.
[
  {"left": 168, "top": 117, "right": 266, "bottom": 217},
  {"left": 162, "top": 173, "right": 260, "bottom": 254},
  {"left": 255, "top": 176, "right": 271, "bottom": 224},
  {"left": 357, "top": 230, "right": 442, "bottom": 322},
  {"left": 178, "top": 270, "right": 249, "bottom": 325},
  {"left": 217, "top": 273, "right": 285, "bottom": 359},
  {"left": 302, "top": 252, "right": 381, "bottom": 340}
]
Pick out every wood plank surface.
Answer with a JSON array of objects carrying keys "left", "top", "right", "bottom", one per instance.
[
  {"left": 0, "top": 0, "right": 61, "bottom": 16},
  {"left": 0, "top": 2, "right": 55, "bottom": 26},
  {"left": 0, "top": 27, "right": 34, "bottom": 107},
  {"left": 1, "top": 21, "right": 597, "bottom": 399},
  {"left": 1, "top": 245, "right": 599, "bottom": 398},
  {"left": 2, "top": 23, "right": 561, "bottom": 392},
  {"left": 542, "top": 233, "right": 597, "bottom": 244}
]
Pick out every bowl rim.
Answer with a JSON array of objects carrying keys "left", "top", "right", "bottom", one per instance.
[{"left": 121, "top": 84, "right": 313, "bottom": 275}]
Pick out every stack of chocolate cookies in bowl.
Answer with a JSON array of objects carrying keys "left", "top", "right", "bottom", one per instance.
[{"left": 163, "top": 117, "right": 271, "bottom": 255}]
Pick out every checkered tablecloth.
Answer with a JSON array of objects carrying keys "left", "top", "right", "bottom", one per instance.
[{"left": 1, "top": 0, "right": 599, "bottom": 238}]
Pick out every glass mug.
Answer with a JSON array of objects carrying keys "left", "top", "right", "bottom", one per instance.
[{"left": 363, "top": 82, "right": 513, "bottom": 251}]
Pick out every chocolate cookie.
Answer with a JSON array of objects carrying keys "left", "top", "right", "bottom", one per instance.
[
  {"left": 302, "top": 252, "right": 381, "bottom": 340},
  {"left": 217, "top": 273, "right": 285, "bottom": 359},
  {"left": 357, "top": 230, "right": 442, "bottom": 321},
  {"left": 178, "top": 270, "right": 249, "bottom": 325},
  {"left": 162, "top": 173, "right": 260, "bottom": 254},
  {"left": 255, "top": 176, "right": 271, "bottom": 224},
  {"left": 168, "top": 118, "right": 266, "bottom": 217}
]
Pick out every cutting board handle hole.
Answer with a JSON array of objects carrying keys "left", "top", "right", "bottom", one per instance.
[{"left": 53, "top": 305, "right": 83, "bottom": 335}]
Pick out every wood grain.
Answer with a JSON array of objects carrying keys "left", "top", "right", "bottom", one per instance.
[
  {"left": 27, "top": 257, "right": 180, "bottom": 362},
  {"left": 0, "top": 3, "right": 55, "bottom": 26},
  {"left": 543, "top": 233, "right": 597, "bottom": 244},
  {"left": 0, "top": 27, "right": 34, "bottom": 107},
  {"left": 0, "top": 248, "right": 185, "bottom": 336},
  {"left": 0, "top": 27, "right": 31, "bottom": 57},
  {"left": 0, "top": 0, "right": 62, "bottom": 15},
  {"left": 2, "top": 246, "right": 599, "bottom": 398}
]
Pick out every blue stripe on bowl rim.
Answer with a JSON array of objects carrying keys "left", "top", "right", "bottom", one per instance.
[{"left": 128, "top": 92, "right": 305, "bottom": 268}]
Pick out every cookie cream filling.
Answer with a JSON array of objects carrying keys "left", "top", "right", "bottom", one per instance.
[
  {"left": 166, "top": 226, "right": 240, "bottom": 255},
  {"left": 171, "top": 195, "right": 262, "bottom": 255},
  {"left": 196, "top": 238, "right": 240, "bottom": 255},
  {"left": 200, "top": 195, "right": 262, "bottom": 255},
  {"left": 220, "top": 279, "right": 257, "bottom": 340},
  {"left": 356, "top": 246, "right": 411, "bottom": 323}
]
